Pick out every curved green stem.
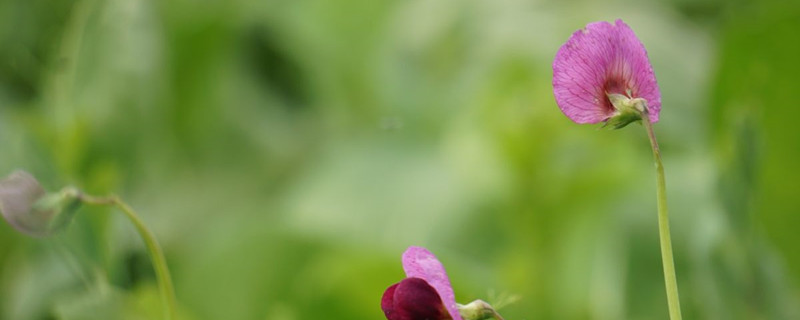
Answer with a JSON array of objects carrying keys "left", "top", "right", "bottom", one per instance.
[
  {"left": 80, "top": 194, "right": 177, "bottom": 320},
  {"left": 641, "top": 115, "right": 682, "bottom": 320}
]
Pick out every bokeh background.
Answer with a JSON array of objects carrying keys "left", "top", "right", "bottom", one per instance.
[{"left": 0, "top": 0, "right": 798, "bottom": 319}]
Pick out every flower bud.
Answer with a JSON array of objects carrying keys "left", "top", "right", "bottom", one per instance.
[
  {"left": 0, "top": 171, "right": 81, "bottom": 236},
  {"left": 457, "top": 300, "right": 504, "bottom": 320}
]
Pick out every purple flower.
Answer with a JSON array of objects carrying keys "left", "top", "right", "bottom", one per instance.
[
  {"left": 552, "top": 19, "right": 660, "bottom": 126},
  {"left": 382, "top": 246, "right": 462, "bottom": 320}
]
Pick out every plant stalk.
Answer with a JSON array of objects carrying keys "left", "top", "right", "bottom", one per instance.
[
  {"left": 641, "top": 114, "right": 682, "bottom": 320},
  {"left": 81, "top": 194, "right": 177, "bottom": 320}
]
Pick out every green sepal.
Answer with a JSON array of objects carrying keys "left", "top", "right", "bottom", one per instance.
[
  {"left": 603, "top": 93, "right": 648, "bottom": 129},
  {"left": 603, "top": 110, "right": 642, "bottom": 129},
  {"left": 31, "top": 187, "right": 82, "bottom": 234},
  {"left": 458, "top": 300, "right": 504, "bottom": 320}
]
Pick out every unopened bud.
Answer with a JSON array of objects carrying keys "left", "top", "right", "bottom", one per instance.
[
  {"left": 458, "top": 299, "right": 504, "bottom": 320},
  {"left": 0, "top": 171, "right": 81, "bottom": 236}
]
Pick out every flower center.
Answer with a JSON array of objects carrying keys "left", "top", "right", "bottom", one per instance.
[{"left": 603, "top": 76, "right": 632, "bottom": 111}]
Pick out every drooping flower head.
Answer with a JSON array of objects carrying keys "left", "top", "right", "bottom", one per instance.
[
  {"left": 552, "top": 19, "right": 660, "bottom": 127},
  {"left": 0, "top": 170, "right": 81, "bottom": 236},
  {"left": 382, "top": 246, "right": 462, "bottom": 320}
]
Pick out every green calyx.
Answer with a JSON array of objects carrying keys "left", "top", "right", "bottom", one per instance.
[
  {"left": 31, "top": 187, "right": 82, "bottom": 234},
  {"left": 457, "top": 300, "right": 505, "bottom": 320},
  {"left": 604, "top": 93, "right": 649, "bottom": 129}
]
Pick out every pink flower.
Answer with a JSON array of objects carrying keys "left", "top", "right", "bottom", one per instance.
[
  {"left": 552, "top": 19, "right": 661, "bottom": 126},
  {"left": 382, "top": 246, "right": 462, "bottom": 320}
]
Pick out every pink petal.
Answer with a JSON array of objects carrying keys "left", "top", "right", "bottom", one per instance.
[
  {"left": 402, "top": 247, "right": 462, "bottom": 320},
  {"left": 613, "top": 20, "right": 661, "bottom": 122},
  {"left": 553, "top": 19, "right": 660, "bottom": 124}
]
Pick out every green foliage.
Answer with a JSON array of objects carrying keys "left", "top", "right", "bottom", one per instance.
[{"left": 0, "top": 0, "right": 797, "bottom": 319}]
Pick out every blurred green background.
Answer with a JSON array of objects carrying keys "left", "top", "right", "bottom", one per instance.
[{"left": 0, "top": 0, "right": 799, "bottom": 319}]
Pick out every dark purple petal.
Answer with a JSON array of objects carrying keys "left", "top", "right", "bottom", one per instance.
[
  {"left": 394, "top": 277, "right": 450, "bottom": 320},
  {"left": 382, "top": 282, "right": 401, "bottom": 320}
]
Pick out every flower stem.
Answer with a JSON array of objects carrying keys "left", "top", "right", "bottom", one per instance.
[
  {"left": 640, "top": 115, "right": 682, "bottom": 320},
  {"left": 80, "top": 194, "right": 177, "bottom": 320}
]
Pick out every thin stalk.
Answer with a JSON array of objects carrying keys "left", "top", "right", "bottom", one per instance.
[
  {"left": 80, "top": 194, "right": 177, "bottom": 320},
  {"left": 640, "top": 114, "right": 682, "bottom": 320}
]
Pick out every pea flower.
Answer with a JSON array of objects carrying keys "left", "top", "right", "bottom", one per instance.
[
  {"left": 552, "top": 21, "right": 684, "bottom": 319},
  {"left": 552, "top": 19, "right": 660, "bottom": 128},
  {"left": 0, "top": 170, "right": 81, "bottom": 236},
  {"left": 382, "top": 246, "right": 504, "bottom": 320}
]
